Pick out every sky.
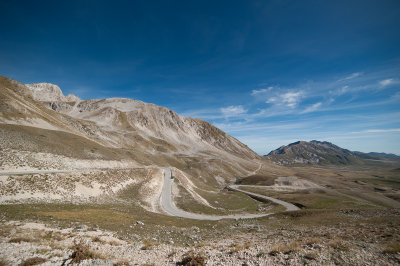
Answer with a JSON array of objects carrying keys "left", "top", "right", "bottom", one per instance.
[{"left": 1, "top": 0, "right": 400, "bottom": 155}]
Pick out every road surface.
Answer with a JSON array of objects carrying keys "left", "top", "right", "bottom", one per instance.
[
  {"left": 0, "top": 167, "right": 299, "bottom": 220},
  {"left": 160, "top": 168, "right": 299, "bottom": 220},
  {"left": 228, "top": 185, "right": 300, "bottom": 211}
]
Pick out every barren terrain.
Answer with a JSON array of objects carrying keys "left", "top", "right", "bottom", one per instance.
[{"left": 1, "top": 76, "right": 400, "bottom": 265}]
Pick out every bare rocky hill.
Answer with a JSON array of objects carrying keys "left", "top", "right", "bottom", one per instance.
[
  {"left": 24, "top": 81, "right": 258, "bottom": 161},
  {"left": 265, "top": 140, "right": 399, "bottom": 166}
]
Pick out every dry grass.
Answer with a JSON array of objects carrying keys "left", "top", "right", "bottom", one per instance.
[
  {"left": 0, "top": 258, "right": 9, "bottom": 266},
  {"left": 39, "top": 209, "right": 134, "bottom": 224},
  {"left": 228, "top": 242, "right": 251, "bottom": 254},
  {"left": 0, "top": 229, "right": 10, "bottom": 237},
  {"left": 35, "top": 248, "right": 50, "bottom": 255},
  {"left": 91, "top": 236, "right": 122, "bottom": 246},
  {"left": 141, "top": 240, "right": 160, "bottom": 250},
  {"left": 8, "top": 237, "right": 36, "bottom": 243},
  {"left": 236, "top": 174, "right": 276, "bottom": 186},
  {"left": 18, "top": 257, "right": 46, "bottom": 266},
  {"left": 108, "top": 240, "right": 122, "bottom": 246},
  {"left": 328, "top": 238, "right": 349, "bottom": 251},
  {"left": 304, "top": 251, "right": 317, "bottom": 260},
  {"left": 382, "top": 242, "right": 400, "bottom": 254},
  {"left": 113, "top": 260, "right": 130, "bottom": 266},
  {"left": 303, "top": 237, "right": 321, "bottom": 246},
  {"left": 41, "top": 231, "right": 64, "bottom": 241},
  {"left": 269, "top": 241, "right": 301, "bottom": 255}
]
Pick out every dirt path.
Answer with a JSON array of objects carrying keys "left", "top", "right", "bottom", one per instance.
[{"left": 251, "top": 161, "right": 262, "bottom": 175}]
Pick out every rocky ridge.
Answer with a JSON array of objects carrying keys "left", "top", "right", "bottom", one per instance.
[{"left": 26, "top": 83, "right": 80, "bottom": 102}]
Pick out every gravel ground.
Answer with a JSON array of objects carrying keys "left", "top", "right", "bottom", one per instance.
[{"left": 1, "top": 220, "right": 399, "bottom": 265}]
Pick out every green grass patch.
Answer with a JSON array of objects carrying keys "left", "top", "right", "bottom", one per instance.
[{"left": 362, "top": 177, "right": 400, "bottom": 189}]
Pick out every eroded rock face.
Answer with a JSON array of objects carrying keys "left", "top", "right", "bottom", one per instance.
[{"left": 26, "top": 83, "right": 79, "bottom": 102}]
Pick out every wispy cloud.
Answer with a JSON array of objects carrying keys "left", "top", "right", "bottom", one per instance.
[
  {"left": 337, "top": 72, "right": 362, "bottom": 82},
  {"left": 266, "top": 91, "right": 303, "bottom": 108},
  {"left": 251, "top": 87, "right": 273, "bottom": 96},
  {"left": 330, "top": 85, "right": 349, "bottom": 96},
  {"left": 379, "top": 78, "right": 394, "bottom": 87},
  {"left": 360, "top": 128, "right": 400, "bottom": 133},
  {"left": 180, "top": 66, "right": 400, "bottom": 154},
  {"left": 215, "top": 121, "right": 309, "bottom": 133},
  {"left": 220, "top": 105, "right": 247, "bottom": 117},
  {"left": 301, "top": 102, "right": 322, "bottom": 114}
]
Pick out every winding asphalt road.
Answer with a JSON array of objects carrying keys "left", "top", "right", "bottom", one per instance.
[
  {"left": 228, "top": 185, "right": 299, "bottom": 211},
  {"left": 160, "top": 168, "right": 299, "bottom": 220},
  {"left": 0, "top": 168, "right": 299, "bottom": 220}
]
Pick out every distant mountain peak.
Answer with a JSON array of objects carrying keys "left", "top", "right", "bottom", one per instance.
[
  {"left": 266, "top": 140, "right": 359, "bottom": 165},
  {"left": 368, "top": 152, "right": 400, "bottom": 159},
  {"left": 26, "top": 83, "right": 80, "bottom": 102},
  {"left": 266, "top": 140, "right": 399, "bottom": 165}
]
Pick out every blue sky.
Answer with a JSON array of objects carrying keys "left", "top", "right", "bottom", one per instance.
[{"left": 1, "top": 0, "right": 399, "bottom": 154}]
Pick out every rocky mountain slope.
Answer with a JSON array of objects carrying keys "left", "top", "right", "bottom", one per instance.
[
  {"left": 265, "top": 140, "right": 399, "bottom": 166},
  {"left": 23, "top": 81, "right": 258, "bottom": 161},
  {"left": 0, "top": 75, "right": 267, "bottom": 197}
]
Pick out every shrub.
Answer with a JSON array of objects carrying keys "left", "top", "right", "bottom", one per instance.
[
  {"left": 70, "top": 241, "right": 102, "bottom": 264},
  {"left": 178, "top": 253, "right": 206, "bottom": 266},
  {"left": 8, "top": 237, "right": 35, "bottom": 243}
]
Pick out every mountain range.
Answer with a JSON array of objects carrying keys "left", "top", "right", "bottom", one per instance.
[
  {"left": 2, "top": 74, "right": 397, "bottom": 175},
  {"left": 265, "top": 140, "right": 400, "bottom": 165}
]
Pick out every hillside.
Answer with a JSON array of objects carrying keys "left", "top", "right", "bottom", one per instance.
[
  {"left": 265, "top": 140, "right": 399, "bottom": 166},
  {"left": 0, "top": 75, "right": 282, "bottom": 208}
]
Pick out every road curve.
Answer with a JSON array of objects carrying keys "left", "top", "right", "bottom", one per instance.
[
  {"left": 160, "top": 168, "right": 299, "bottom": 220},
  {"left": 228, "top": 185, "right": 300, "bottom": 211}
]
